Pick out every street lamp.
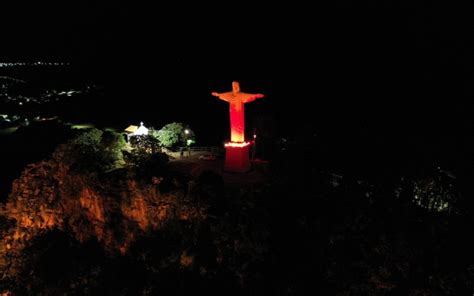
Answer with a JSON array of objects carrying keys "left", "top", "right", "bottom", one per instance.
[
  {"left": 251, "top": 130, "right": 257, "bottom": 160},
  {"left": 183, "top": 129, "right": 191, "bottom": 157}
]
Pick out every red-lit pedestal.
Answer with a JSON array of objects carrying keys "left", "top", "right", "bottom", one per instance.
[{"left": 224, "top": 142, "right": 251, "bottom": 173}]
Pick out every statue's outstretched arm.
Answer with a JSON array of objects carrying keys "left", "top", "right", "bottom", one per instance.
[
  {"left": 243, "top": 93, "right": 264, "bottom": 103},
  {"left": 211, "top": 92, "right": 229, "bottom": 102}
]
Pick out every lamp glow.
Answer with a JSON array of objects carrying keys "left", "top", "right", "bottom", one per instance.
[{"left": 224, "top": 141, "right": 251, "bottom": 148}]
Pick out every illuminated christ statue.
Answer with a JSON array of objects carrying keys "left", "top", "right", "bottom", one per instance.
[{"left": 212, "top": 81, "right": 264, "bottom": 143}]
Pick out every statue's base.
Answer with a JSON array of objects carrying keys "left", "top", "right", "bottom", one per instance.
[{"left": 224, "top": 142, "right": 251, "bottom": 173}]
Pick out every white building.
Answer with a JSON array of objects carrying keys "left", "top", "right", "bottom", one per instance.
[{"left": 124, "top": 122, "right": 149, "bottom": 141}]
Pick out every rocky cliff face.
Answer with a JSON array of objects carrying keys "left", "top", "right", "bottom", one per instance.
[
  {"left": 1, "top": 159, "right": 206, "bottom": 258},
  {"left": 0, "top": 151, "right": 270, "bottom": 295}
]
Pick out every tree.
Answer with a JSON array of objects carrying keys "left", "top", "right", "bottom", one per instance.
[
  {"left": 130, "top": 134, "right": 160, "bottom": 154},
  {"left": 154, "top": 122, "right": 195, "bottom": 149},
  {"left": 101, "top": 130, "right": 127, "bottom": 167},
  {"left": 128, "top": 134, "right": 168, "bottom": 177},
  {"left": 54, "top": 128, "right": 126, "bottom": 173}
]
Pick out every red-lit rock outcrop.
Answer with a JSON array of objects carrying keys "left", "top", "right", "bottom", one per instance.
[{"left": 2, "top": 159, "right": 206, "bottom": 256}]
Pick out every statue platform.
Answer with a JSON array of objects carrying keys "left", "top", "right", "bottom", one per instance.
[{"left": 224, "top": 142, "right": 251, "bottom": 173}]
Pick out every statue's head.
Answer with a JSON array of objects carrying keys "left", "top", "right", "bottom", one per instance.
[{"left": 232, "top": 81, "right": 240, "bottom": 93}]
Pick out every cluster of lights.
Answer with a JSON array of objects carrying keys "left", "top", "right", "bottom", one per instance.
[
  {"left": 224, "top": 141, "right": 251, "bottom": 148},
  {"left": 1, "top": 87, "right": 91, "bottom": 105},
  {"left": 0, "top": 62, "right": 69, "bottom": 67}
]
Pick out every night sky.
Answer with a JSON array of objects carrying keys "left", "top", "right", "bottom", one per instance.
[{"left": 2, "top": 2, "right": 474, "bottom": 171}]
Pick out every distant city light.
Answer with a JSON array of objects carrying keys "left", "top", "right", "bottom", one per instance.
[{"left": 0, "top": 62, "right": 70, "bottom": 68}]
